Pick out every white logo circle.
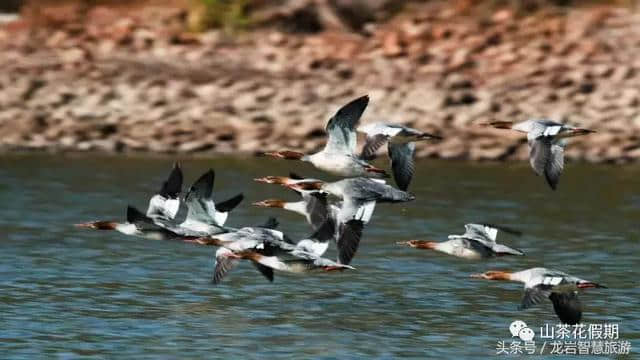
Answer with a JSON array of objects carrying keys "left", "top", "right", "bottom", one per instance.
[
  {"left": 509, "top": 320, "right": 527, "bottom": 337},
  {"left": 518, "top": 327, "right": 535, "bottom": 341}
]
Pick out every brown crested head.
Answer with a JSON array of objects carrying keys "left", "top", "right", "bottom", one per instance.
[
  {"left": 253, "top": 176, "right": 291, "bottom": 185},
  {"left": 286, "top": 180, "right": 325, "bottom": 192},
  {"left": 252, "top": 199, "right": 287, "bottom": 208},
  {"left": 263, "top": 150, "right": 306, "bottom": 160},
  {"left": 74, "top": 221, "right": 118, "bottom": 230},
  {"left": 470, "top": 270, "right": 512, "bottom": 281}
]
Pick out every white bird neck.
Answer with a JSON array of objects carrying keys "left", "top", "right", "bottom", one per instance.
[{"left": 283, "top": 201, "right": 308, "bottom": 216}]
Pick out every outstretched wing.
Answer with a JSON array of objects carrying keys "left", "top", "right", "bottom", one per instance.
[
  {"left": 146, "top": 162, "right": 183, "bottom": 219},
  {"left": 336, "top": 220, "right": 365, "bottom": 265},
  {"left": 529, "top": 137, "right": 564, "bottom": 190},
  {"left": 462, "top": 223, "right": 497, "bottom": 244},
  {"left": 216, "top": 194, "right": 244, "bottom": 213},
  {"left": 324, "top": 95, "right": 369, "bottom": 154},
  {"left": 251, "top": 262, "right": 274, "bottom": 283},
  {"left": 360, "top": 134, "right": 389, "bottom": 160},
  {"left": 159, "top": 162, "right": 183, "bottom": 199},
  {"left": 212, "top": 247, "right": 239, "bottom": 285},
  {"left": 549, "top": 292, "right": 583, "bottom": 325},
  {"left": 184, "top": 170, "right": 217, "bottom": 223},
  {"left": 519, "top": 285, "right": 552, "bottom": 310},
  {"left": 388, "top": 142, "right": 416, "bottom": 191},
  {"left": 305, "top": 192, "right": 331, "bottom": 231}
]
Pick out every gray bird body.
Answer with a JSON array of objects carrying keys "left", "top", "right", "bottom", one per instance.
[
  {"left": 304, "top": 96, "right": 388, "bottom": 178},
  {"left": 358, "top": 123, "right": 441, "bottom": 190},
  {"left": 204, "top": 224, "right": 355, "bottom": 284},
  {"left": 511, "top": 267, "right": 605, "bottom": 325},
  {"left": 509, "top": 119, "right": 590, "bottom": 190}
]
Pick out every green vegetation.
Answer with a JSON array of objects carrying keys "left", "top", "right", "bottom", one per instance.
[{"left": 187, "top": 0, "right": 251, "bottom": 33}]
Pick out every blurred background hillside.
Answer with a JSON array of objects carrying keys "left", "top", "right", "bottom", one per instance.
[{"left": 1, "top": 0, "right": 640, "bottom": 162}]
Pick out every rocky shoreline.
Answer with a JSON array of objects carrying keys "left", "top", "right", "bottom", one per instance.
[{"left": 1, "top": 2, "right": 640, "bottom": 162}]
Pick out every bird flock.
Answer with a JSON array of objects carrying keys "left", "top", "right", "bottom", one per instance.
[{"left": 77, "top": 95, "right": 606, "bottom": 325}]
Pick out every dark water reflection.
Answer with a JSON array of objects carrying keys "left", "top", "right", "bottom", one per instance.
[{"left": 0, "top": 153, "right": 638, "bottom": 358}]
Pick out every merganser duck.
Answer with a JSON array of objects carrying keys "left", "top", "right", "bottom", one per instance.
[
  {"left": 197, "top": 221, "right": 356, "bottom": 284},
  {"left": 358, "top": 123, "right": 442, "bottom": 190},
  {"left": 264, "top": 95, "right": 389, "bottom": 178},
  {"left": 485, "top": 119, "right": 595, "bottom": 190},
  {"left": 76, "top": 163, "right": 190, "bottom": 240},
  {"left": 471, "top": 267, "right": 606, "bottom": 324},
  {"left": 397, "top": 223, "right": 524, "bottom": 259},
  {"left": 155, "top": 169, "right": 243, "bottom": 236},
  {"left": 283, "top": 177, "right": 413, "bottom": 264},
  {"left": 76, "top": 205, "right": 196, "bottom": 242},
  {"left": 253, "top": 173, "right": 376, "bottom": 230}
]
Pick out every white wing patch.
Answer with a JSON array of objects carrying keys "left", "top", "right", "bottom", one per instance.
[
  {"left": 213, "top": 211, "right": 228, "bottom": 226},
  {"left": 542, "top": 276, "right": 563, "bottom": 286},
  {"left": 355, "top": 201, "right": 376, "bottom": 223},
  {"left": 543, "top": 126, "right": 562, "bottom": 137},
  {"left": 358, "top": 123, "right": 402, "bottom": 137},
  {"left": 163, "top": 198, "right": 180, "bottom": 219},
  {"left": 296, "top": 239, "right": 330, "bottom": 256},
  {"left": 484, "top": 226, "right": 498, "bottom": 241}
]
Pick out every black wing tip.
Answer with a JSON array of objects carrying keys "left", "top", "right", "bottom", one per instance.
[
  {"left": 189, "top": 169, "right": 215, "bottom": 198},
  {"left": 159, "top": 162, "right": 184, "bottom": 198},
  {"left": 345, "top": 218, "right": 365, "bottom": 230},
  {"left": 338, "top": 95, "right": 370, "bottom": 117},
  {"left": 126, "top": 205, "right": 147, "bottom": 223},
  {"left": 549, "top": 292, "right": 583, "bottom": 325},
  {"left": 545, "top": 172, "right": 559, "bottom": 190},
  {"left": 337, "top": 219, "right": 365, "bottom": 265},
  {"left": 216, "top": 193, "right": 244, "bottom": 212}
]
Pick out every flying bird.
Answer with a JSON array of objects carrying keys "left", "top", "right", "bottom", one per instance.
[
  {"left": 145, "top": 162, "right": 183, "bottom": 220},
  {"left": 470, "top": 267, "right": 606, "bottom": 324},
  {"left": 397, "top": 223, "right": 524, "bottom": 259},
  {"left": 197, "top": 221, "right": 356, "bottom": 284},
  {"left": 485, "top": 119, "right": 595, "bottom": 190},
  {"left": 358, "top": 123, "right": 442, "bottom": 190},
  {"left": 264, "top": 95, "right": 389, "bottom": 178},
  {"left": 154, "top": 169, "right": 243, "bottom": 236}
]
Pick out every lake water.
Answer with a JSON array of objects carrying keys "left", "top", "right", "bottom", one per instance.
[{"left": 1, "top": 153, "right": 638, "bottom": 359}]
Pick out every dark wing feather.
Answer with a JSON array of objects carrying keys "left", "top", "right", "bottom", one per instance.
[
  {"left": 324, "top": 95, "right": 369, "bottom": 154},
  {"left": 306, "top": 192, "right": 331, "bottom": 231},
  {"left": 530, "top": 137, "right": 563, "bottom": 190},
  {"left": 336, "top": 220, "right": 365, "bottom": 265},
  {"left": 159, "top": 162, "right": 183, "bottom": 198},
  {"left": 308, "top": 218, "right": 336, "bottom": 243},
  {"left": 545, "top": 143, "right": 564, "bottom": 190},
  {"left": 126, "top": 205, "right": 166, "bottom": 231},
  {"left": 187, "top": 169, "right": 215, "bottom": 200},
  {"left": 216, "top": 193, "right": 244, "bottom": 212},
  {"left": 388, "top": 142, "right": 416, "bottom": 191},
  {"left": 252, "top": 262, "right": 274, "bottom": 282},
  {"left": 549, "top": 292, "right": 583, "bottom": 325},
  {"left": 212, "top": 254, "right": 238, "bottom": 285},
  {"left": 360, "top": 134, "right": 389, "bottom": 160},
  {"left": 520, "top": 285, "right": 553, "bottom": 310}
]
